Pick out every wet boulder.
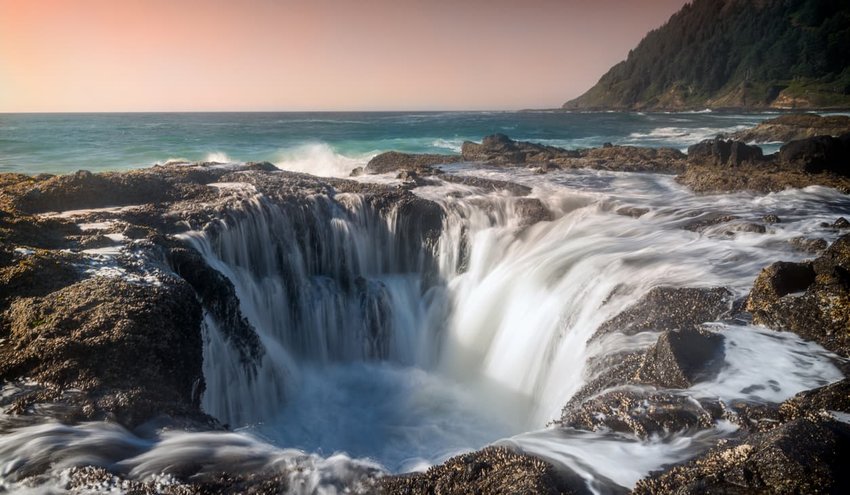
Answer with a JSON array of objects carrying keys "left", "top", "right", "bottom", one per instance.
[
  {"left": 636, "top": 326, "right": 725, "bottom": 389},
  {"left": 513, "top": 197, "right": 553, "bottom": 226},
  {"left": 682, "top": 212, "right": 739, "bottom": 232},
  {"left": 732, "top": 114, "right": 850, "bottom": 143},
  {"left": 461, "top": 133, "right": 576, "bottom": 165},
  {"left": 779, "top": 133, "right": 850, "bottom": 175},
  {"left": 687, "top": 138, "right": 764, "bottom": 167},
  {"left": 634, "top": 416, "right": 850, "bottom": 494},
  {"left": 746, "top": 235, "right": 850, "bottom": 357}
]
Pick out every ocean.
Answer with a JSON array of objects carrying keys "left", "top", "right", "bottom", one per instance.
[{"left": 0, "top": 110, "right": 798, "bottom": 175}]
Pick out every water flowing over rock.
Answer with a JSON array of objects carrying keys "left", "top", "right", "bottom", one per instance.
[{"left": 1, "top": 153, "right": 849, "bottom": 494}]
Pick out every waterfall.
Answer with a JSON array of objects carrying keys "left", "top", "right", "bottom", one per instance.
[
  {"left": 179, "top": 192, "right": 448, "bottom": 425},
  {"left": 177, "top": 173, "right": 846, "bottom": 472}
]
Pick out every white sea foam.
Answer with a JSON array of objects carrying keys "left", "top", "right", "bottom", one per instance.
[
  {"left": 204, "top": 151, "right": 233, "bottom": 163},
  {"left": 431, "top": 138, "right": 464, "bottom": 153},
  {"left": 273, "top": 143, "right": 373, "bottom": 178}
]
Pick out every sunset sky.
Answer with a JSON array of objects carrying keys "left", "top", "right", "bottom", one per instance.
[{"left": 1, "top": 0, "right": 688, "bottom": 112}]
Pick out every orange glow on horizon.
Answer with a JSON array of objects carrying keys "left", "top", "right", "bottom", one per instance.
[{"left": 0, "top": 0, "right": 689, "bottom": 112}]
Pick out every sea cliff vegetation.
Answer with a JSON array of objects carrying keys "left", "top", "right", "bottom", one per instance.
[{"left": 565, "top": 0, "right": 850, "bottom": 110}]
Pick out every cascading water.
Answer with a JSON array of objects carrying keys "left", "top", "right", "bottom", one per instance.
[
  {"left": 177, "top": 169, "right": 845, "bottom": 480},
  {"left": 2, "top": 166, "right": 846, "bottom": 494}
]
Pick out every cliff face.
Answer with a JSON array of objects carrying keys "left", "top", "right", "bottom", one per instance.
[{"left": 565, "top": 0, "right": 850, "bottom": 111}]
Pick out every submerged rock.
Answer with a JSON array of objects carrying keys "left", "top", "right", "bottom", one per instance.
[
  {"left": 439, "top": 174, "right": 533, "bottom": 196},
  {"left": 789, "top": 236, "right": 828, "bottom": 254}
]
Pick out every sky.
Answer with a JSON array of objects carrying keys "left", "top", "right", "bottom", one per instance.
[{"left": 0, "top": 0, "right": 689, "bottom": 112}]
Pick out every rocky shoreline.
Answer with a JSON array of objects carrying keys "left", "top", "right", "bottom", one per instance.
[
  {"left": 1, "top": 120, "right": 850, "bottom": 493},
  {"left": 360, "top": 128, "right": 850, "bottom": 195}
]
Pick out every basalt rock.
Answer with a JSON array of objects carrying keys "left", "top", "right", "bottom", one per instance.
[
  {"left": 779, "top": 379, "right": 850, "bottom": 422},
  {"left": 595, "top": 286, "right": 734, "bottom": 338},
  {"left": 732, "top": 114, "right": 850, "bottom": 143},
  {"left": 364, "top": 151, "right": 458, "bottom": 175},
  {"left": 779, "top": 133, "right": 850, "bottom": 175},
  {"left": 0, "top": 276, "right": 206, "bottom": 427},
  {"left": 461, "top": 134, "right": 685, "bottom": 173},
  {"left": 746, "top": 235, "right": 850, "bottom": 357},
  {"left": 461, "top": 133, "right": 574, "bottom": 165},
  {"left": 634, "top": 416, "right": 850, "bottom": 494},
  {"left": 168, "top": 245, "right": 263, "bottom": 365},
  {"left": 789, "top": 236, "right": 828, "bottom": 254},
  {"left": 687, "top": 138, "right": 764, "bottom": 167},
  {"left": 559, "top": 390, "right": 720, "bottom": 439},
  {"left": 379, "top": 446, "right": 578, "bottom": 495},
  {"left": 678, "top": 135, "right": 850, "bottom": 194},
  {"left": 635, "top": 326, "right": 725, "bottom": 389}
]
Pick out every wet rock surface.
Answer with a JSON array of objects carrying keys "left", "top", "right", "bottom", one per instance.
[
  {"left": 746, "top": 234, "right": 850, "bottom": 357},
  {"left": 0, "top": 164, "right": 451, "bottom": 429},
  {"left": 731, "top": 114, "right": 850, "bottom": 143},
  {"left": 687, "top": 138, "right": 765, "bottom": 167},
  {"left": 379, "top": 446, "right": 578, "bottom": 495},
  {"left": 559, "top": 389, "right": 720, "bottom": 439},
  {"left": 635, "top": 326, "right": 725, "bottom": 389},
  {"left": 679, "top": 135, "right": 850, "bottom": 193},
  {"left": 780, "top": 133, "right": 850, "bottom": 175},
  {"left": 364, "top": 151, "right": 459, "bottom": 175},
  {"left": 634, "top": 416, "right": 850, "bottom": 494},
  {"left": 2, "top": 148, "right": 850, "bottom": 493},
  {"left": 595, "top": 286, "right": 734, "bottom": 338},
  {"left": 461, "top": 134, "right": 686, "bottom": 173}
]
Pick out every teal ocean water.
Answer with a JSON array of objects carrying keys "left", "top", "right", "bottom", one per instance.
[{"left": 0, "top": 111, "right": 804, "bottom": 175}]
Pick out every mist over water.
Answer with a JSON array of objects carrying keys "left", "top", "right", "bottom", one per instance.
[{"left": 1, "top": 112, "right": 848, "bottom": 493}]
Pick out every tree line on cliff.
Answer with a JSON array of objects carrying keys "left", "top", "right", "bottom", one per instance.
[{"left": 565, "top": 0, "right": 850, "bottom": 110}]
